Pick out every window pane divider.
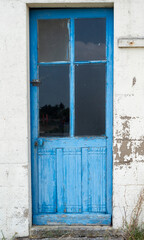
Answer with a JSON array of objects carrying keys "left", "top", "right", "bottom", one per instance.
[
  {"left": 75, "top": 60, "right": 107, "bottom": 64},
  {"left": 70, "top": 18, "right": 75, "bottom": 137},
  {"left": 38, "top": 61, "right": 70, "bottom": 65}
]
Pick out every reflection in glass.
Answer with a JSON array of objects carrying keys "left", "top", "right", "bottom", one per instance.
[
  {"left": 75, "top": 18, "right": 106, "bottom": 61},
  {"left": 39, "top": 65, "right": 69, "bottom": 137},
  {"left": 75, "top": 64, "right": 106, "bottom": 136},
  {"left": 38, "top": 19, "right": 69, "bottom": 62}
]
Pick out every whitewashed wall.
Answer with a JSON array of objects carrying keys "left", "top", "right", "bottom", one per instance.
[
  {"left": 113, "top": 0, "right": 144, "bottom": 228},
  {"left": 0, "top": 0, "right": 144, "bottom": 238}
]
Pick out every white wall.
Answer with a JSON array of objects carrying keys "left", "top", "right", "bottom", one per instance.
[
  {"left": 0, "top": 1, "right": 30, "bottom": 238},
  {"left": 113, "top": 0, "right": 144, "bottom": 228},
  {"left": 0, "top": 0, "right": 144, "bottom": 238}
]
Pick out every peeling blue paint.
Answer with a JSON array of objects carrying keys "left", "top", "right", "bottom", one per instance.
[{"left": 30, "top": 8, "right": 113, "bottom": 225}]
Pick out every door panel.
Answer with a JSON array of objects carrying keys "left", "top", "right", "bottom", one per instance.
[
  {"left": 88, "top": 147, "right": 106, "bottom": 213},
  {"left": 38, "top": 152, "right": 57, "bottom": 213},
  {"left": 38, "top": 144, "right": 107, "bottom": 214},
  {"left": 30, "top": 8, "right": 113, "bottom": 225}
]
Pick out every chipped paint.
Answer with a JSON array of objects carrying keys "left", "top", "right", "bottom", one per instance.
[
  {"left": 135, "top": 141, "right": 144, "bottom": 157},
  {"left": 114, "top": 139, "right": 144, "bottom": 166},
  {"left": 114, "top": 140, "right": 133, "bottom": 166},
  {"left": 120, "top": 116, "right": 131, "bottom": 139}
]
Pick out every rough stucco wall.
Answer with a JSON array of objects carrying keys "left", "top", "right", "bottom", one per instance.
[
  {"left": 113, "top": 0, "right": 144, "bottom": 228},
  {"left": 0, "top": 0, "right": 30, "bottom": 239},
  {"left": 0, "top": 0, "right": 144, "bottom": 238}
]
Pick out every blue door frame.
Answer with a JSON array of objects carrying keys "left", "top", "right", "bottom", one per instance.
[{"left": 30, "top": 8, "right": 113, "bottom": 225}]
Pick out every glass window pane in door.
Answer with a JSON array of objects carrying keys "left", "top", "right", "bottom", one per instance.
[
  {"left": 75, "top": 18, "right": 106, "bottom": 61},
  {"left": 38, "top": 19, "right": 69, "bottom": 62},
  {"left": 39, "top": 65, "right": 69, "bottom": 137},
  {"left": 75, "top": 64, "right": 106, "bottom": 136}
]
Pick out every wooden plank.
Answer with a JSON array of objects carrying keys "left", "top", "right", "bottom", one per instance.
[
  {"left": 56, "top": 149, "right": 64, "bottom": 213},
  {"left": 106, "top": 10, "right": 113, "bottom": 216},
  {"left": 82, "top": 148, "right": 88, "bottom": 212},
  {"left": 88, "top": 147, "right": 106, "bottom": 213},
  {"left": 38, "top": 153, "right": 57, "bottom": 213},
  {"left": 30, "top": 8, "right": 113, "bottom": 20},
  {"left": 33, "top": 213, "right": 111, "bottom": 225},
  {"left": 63, "top": 148, "right": 81, "bottom": 213},
  {"left": 30, "top": 10, "right": 39, "bottom": 215},
  {"left": 37, "top": 137, "right": 107, "bottom": 151}
]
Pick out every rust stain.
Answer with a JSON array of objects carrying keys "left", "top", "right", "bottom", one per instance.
[{"left": 129, "top": 41, "right": 134, "bottom": 45}]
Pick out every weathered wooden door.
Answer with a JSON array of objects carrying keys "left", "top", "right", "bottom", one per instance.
[{"left": 30, "top": 8, "right": 113, "bottom": 225}]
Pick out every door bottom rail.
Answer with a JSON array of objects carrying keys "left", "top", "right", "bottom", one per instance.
[{"left": 33, "top": 213, "right": 111, "bottom": 225}]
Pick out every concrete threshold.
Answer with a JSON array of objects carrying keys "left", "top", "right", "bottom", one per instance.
[{"left": 29, "top": 226, "right": 124, "bottom": 239}]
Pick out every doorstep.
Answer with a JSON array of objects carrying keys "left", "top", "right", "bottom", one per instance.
[{"left": 29, "top": 226, "right": 123, "bottom": 239}]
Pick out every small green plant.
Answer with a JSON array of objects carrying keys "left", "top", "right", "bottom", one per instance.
[
  {"left": 1, "top": 231, "right": 6, "bottom": 240},
  {"left": 1, "top": 231, "right": 17, "bottom": 240},
  {"left": 123, "top": 188, "right": 144, "bottom": 240}
]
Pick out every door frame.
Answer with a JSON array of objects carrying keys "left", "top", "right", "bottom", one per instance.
[{"left": 30, "top": 8, "right": 113, "bottom": 225}]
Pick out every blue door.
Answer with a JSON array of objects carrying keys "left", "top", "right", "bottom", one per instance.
[{"left": 30, "top": 8, "right": 113, "bottom": 225}]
